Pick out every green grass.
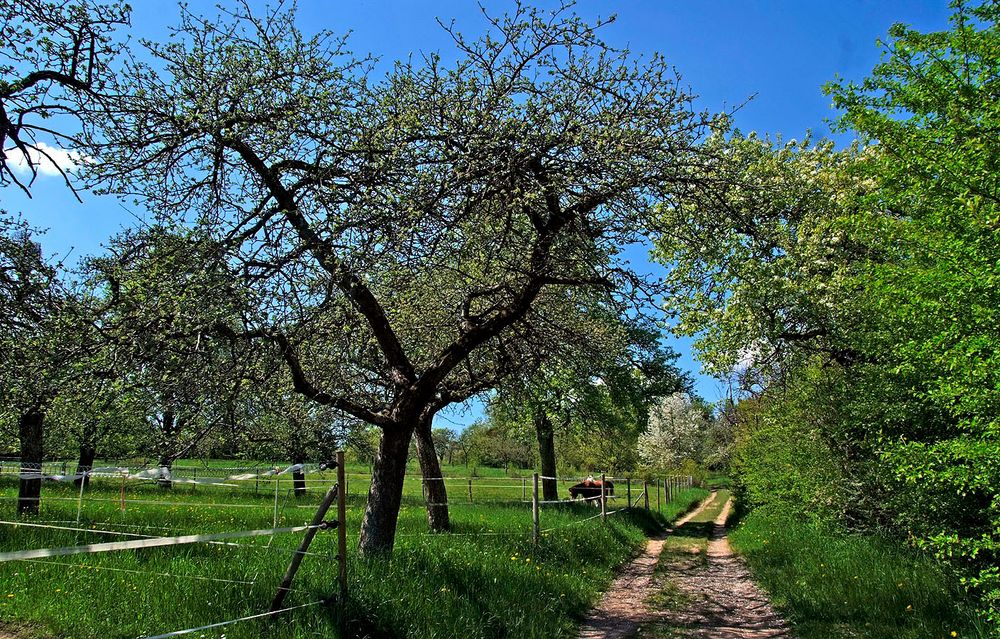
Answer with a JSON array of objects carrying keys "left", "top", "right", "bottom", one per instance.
[
  {"left": 0, "top": 472, "right": 708, "bottom": 639},
  {"left": 728, "top": 505, "right": 991, "bottom": 639},
  {"left": 702, "top": 475, "right": 732, "bottom": 490}
]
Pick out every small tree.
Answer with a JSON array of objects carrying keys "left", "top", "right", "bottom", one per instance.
[
  {"left": 89, "top": 226, "right": 257, "bottom": 483},
  {"left": 638, "top": 393, "right": 708, "bottom": 473},
  {"left": 0, "top": 219, "right": 97, "bottom": 513},
  {"left": 431, "top": 428, "right": 457, "bottom": 465}
]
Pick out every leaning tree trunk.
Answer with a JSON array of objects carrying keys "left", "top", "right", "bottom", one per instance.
[
  {"left": 358, "top": 423, "right": 415, "bottom": 555},
  {"left": 18, "top": 409, "right": 44, "bottom": 516},
  {"left": 414, "top": 413, "right": 450, "bottom": 532},
  {"left": 534, "top": 411, "right": 559, "bottom": 502},
  {"left": 74, "top": 442, "right": 97, "bottom": 488}
]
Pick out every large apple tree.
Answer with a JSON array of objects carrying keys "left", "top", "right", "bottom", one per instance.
[{"left": 85, "top": 2, "right": 716, "bottom": 554}]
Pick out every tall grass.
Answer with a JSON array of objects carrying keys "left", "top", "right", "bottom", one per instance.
[
  {"left": 0, "top": 474, "right": 707, "bottom": 638},
  {"left": 729, "top": 505, "right": 991, "bottom": 639}
]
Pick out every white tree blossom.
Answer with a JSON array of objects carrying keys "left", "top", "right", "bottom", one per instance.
[{"left": 638, "top": 392, "right": 706, "bottom": 470}]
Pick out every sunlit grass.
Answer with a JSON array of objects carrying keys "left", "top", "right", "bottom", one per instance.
[{"left": 728, "top": 506, "right": 990, "bottom": 639}]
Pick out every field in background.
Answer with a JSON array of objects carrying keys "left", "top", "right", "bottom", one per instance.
[
  {"left": 0, "top": 461, "right": 707, "bottom": 639},
  {"left": 1, "top": 458, "right": 693, "bottom": 506}
]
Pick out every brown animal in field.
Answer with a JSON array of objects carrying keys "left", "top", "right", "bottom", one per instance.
[{"left": 568, "top": 477, "right": 614, "bottom": 502}]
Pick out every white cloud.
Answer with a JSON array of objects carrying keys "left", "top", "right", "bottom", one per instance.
[{"left": 5, "top": 141, "right": 90, "bottom": 177}]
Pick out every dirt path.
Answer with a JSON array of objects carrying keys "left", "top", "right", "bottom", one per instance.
[
  {"left": 576, "top": 493, "right": 793, "bottom": 639},
  {"left": 644, "top": 497, "right": 794, "bottom": 638},
  {"left": 576, "top": 492, "right": 719, "bottom": 639}
]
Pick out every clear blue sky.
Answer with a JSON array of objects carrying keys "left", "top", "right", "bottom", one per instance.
[{"left": 6, "top": 0, "right": 952, "bottom": 427}]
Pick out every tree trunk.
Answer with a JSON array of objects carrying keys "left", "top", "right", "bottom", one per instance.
[
  {"left": 157, "top": 408, "right": 176, "bottom": 489},
  {"left": 157, "top": 455, "right": 174, "bottom": 488},
  {"left": 75, "top": 443, "right": 97, "bottom": 488},
  {"left": 292, "top": 455, "right": 306, "bottom": 497},
  {"left": 534, "top": 411, "right": 558, "bottom": 502},
  {"left": 358, "top": 423, "right": 415, "bottom": 555},
  {"left": 18, "top": 409, "right": 44, "bottom": 516},
  {"left": 414, "top": 413, "right": 450, "bottom": 532}
]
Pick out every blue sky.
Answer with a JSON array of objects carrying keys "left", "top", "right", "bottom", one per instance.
[{"left": 6, "top": 0, "right": 952, "bottom": 426}]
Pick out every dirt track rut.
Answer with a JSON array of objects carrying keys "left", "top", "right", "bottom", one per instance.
[
  {"left": 576, "top": 493, "right": 793, "bottom": 639},
  {"left": 576, "top": 492, "right": 718, "bottom": 639}
]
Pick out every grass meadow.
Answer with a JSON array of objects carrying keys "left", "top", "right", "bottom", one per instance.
[
  {"left": 0, "top": 462, "right": 706, "bottom": 639},
  {"left": 728, "top": 506, "right": 990, "bottom": 639}
]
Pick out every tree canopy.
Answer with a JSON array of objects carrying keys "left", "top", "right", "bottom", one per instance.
[
  {"left": 79, "top": 1, "right": 717, "bottom": 553},
  {"left": 653, "top": 1, "right": 1000, "bottom": 622}
]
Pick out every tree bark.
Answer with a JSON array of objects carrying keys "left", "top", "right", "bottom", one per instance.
[
  {"left": 292, "top": 455, "right": 306, "bottom": 497},
  {"left": 18, "top": 409, "right": 44, "bottom": 516},
  {"left": 75, "top": 442, "right": 97, "bottom": 488},
  {"left": 358, "top": 423, "right": 415, "bottom": 555},
  {"left": 156, "top": 454, "right": 174, "bottom": 488},
  {"left": 534, "top": 411, "right": 558, "bottom": 502},
  {"left": 414, "top": 413, "right": 450, "bottom": 532},
  {"left": 157, "top": 408, "right": 176, "bottom": 488}
]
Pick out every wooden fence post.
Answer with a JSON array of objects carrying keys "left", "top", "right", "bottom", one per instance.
[
  {"left": 643, "top": 480, "right": 649, "bottom": 509},
  {"left": 522, "top": 477, "right": 526, "bottom": 502},
  {"left": 600, "top": 473, "right": 607, "bottom": 522},
  {"left": 75, "top": 471, "right": 87, "bottom": 524},
  {"left": 532, "top": 473, "right": 540, "bottom": 545},
  {"left": 626, "top": 477, "right": 631, "bottom": 510},
  {"left": 656, "top": 478, "right": 661, "bottom": 512},
  {"left": 273, "top": 476, "right": 280, "bottom": 528},
  {"left": 468, "top": 478, "right": 473, "bottom": 504},
  {"left": 270, "top": 479, "right": 340, "bottom": 612},
  {"left": 119, "top": 471, "right": 127, "bottom": 512},
  {"left": 337, "top": 451, "right": 348, "bottom": 606}
]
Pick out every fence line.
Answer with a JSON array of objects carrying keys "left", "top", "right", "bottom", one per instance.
[
  {"left": 0, "top": 519, "right": 158, "bottom": 538},
  {"left": 0, "top": 458, "right": 704, "bottom": 639},
  {"left": 2, "top": 455, "right": 353, "bottom": 639},
  {"left": 20, "top": 557, "right": 286, "bottom": 589},
  {"left": 0, "top": 523, "right": 322, "bottom": 563},
  {"left": 142, "top": 599, "right": 326, "bottom": 639}
]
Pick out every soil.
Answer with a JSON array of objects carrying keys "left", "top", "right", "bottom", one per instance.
[
  {"left": 576, "top": 493, "right": 794, "bottom": 639},
  {"left": 576, "top": 492, "right": 718, "bottom": 639}
]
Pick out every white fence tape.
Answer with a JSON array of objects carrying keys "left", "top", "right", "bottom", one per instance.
[
  {"left": 3, "top": 462, "right": 322, "bottom": 484},
  {"left": 0, "top": 523, "right": 317, "bottom": 563},
  {"left": 142, "top": 599, "right": 325, "bottom": 639}
]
